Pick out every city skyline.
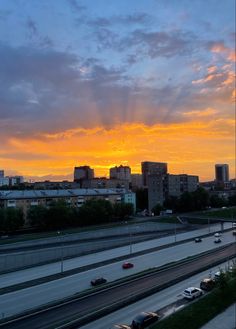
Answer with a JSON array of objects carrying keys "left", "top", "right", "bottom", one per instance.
[{"left": 0, "top": 0, "right": 235, "bottom": 182}]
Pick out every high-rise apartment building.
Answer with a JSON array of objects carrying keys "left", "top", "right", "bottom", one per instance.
[
  {"left": 141, "top": 161, "right": 167, "bottom": 187},
  {"left": 215, "top": 164, "right": 229, "bottom": 183},
  {"left": 110, "top": 165, "right": 131, "bottom": 182},
  {"left": 74, "top": 166, "right": 94, "bottom": 183},
  {"left": 0, "top": 170, "right": 4, "bottom": 178}
]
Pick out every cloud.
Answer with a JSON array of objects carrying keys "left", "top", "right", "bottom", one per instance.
[
  {"left": 68, "top": 0, "right": 86, "bottom": 13},
  {"left": 90, "top": 13, "right": 151, "bottom": 27},
  {"left": 26, "top": 17, "right": 38, "bottom": 38},
  {"left": 94, "top": 27, "right": 196, "bottom": 58},
  {"left": 182, "top": 107, "right": 218, "bottom": 118},
  {"left": 207, "top": 40, "right": 235, "bottom": 62},
  {"left": 0, "top": 38, "right": 234, "bottom": 146}
]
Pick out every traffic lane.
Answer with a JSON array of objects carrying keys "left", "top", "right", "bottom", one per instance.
[
  {"left": 0, "top": 245, "right": 235, "bottom": 328},
  {"left": 0, "top": 225, "right": 234, "bottom": 288},
  {"left": 0, "top": 235, "right": 235, "bottom": 318},
  {"left": 80, "top": 259, "right": 236, "bottom": 329}
]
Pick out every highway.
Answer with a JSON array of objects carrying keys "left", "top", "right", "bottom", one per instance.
[
  {"left": 0, "top": 231, "right": 234, "bottom": 320},
  {"left": 0, "top": 244, "right": 235, "bottom": 329},
  {"left": 81, "top": 259, "right": 235, "bottom": 329},
  {"left": 0, "top": 222, "right": 233, "bottom": 288}
]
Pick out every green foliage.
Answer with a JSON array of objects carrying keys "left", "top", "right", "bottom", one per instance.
[
  {"left": 153, "top": 278, "right": 236, "bottom": 329},
  {"left": 210, "top": 195, "right": 227, "bottom": 208},
  {"left": 228, "top": 194, "right": 236, "bottom": 206},
  {"left": 27, "top": 201, "right": 79, "bottom": 230},
  {"left": 135, "top": 188, "right": 148, "bottom": 211},
  {"left": 152, "top": 204, "right": 164, "bottom": 216},
  {"left": 78, "top": 199, "right": 113, "bottom": 225},
  {"left": 28, "top": 205, "right": 48, "bottom": 228},
  {"left": 0, "top": 207, "right": 24, "bottom": 232},
  {"left": 113, "top": 202, "right": 134, "bottom": 219}
]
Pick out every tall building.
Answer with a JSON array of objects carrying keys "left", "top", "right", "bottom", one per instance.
[
  {"left": 109, "top": 165, "right": 131, "bottom": 182},
  {"left": 74, "top": 166, "right": 94, "bottom": 183},
  {"left": 215, "top": 164, "right": 229, "bottom": 183},
  {"left": 147, "top": 174, "right": 165, "bottom": 211},
  {"left": 141, "top": 161, "right": 167, "bottom": 187},
  {"left": 131, "top": 174, "right": 143, "bottom": 190},
  {"left": 0, "top": 170, "right": 4, "bottom": 178}
]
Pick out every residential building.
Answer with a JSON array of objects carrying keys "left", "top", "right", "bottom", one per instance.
[
  {"left": 147, "top": 174, "right": 165, "bottom": 212},
  {"left": 73, "top": 166, "right": 94, "bottom": 185},
  {"left": 131, "top": 174, "right": 143, "bottom": 190},
  {"left": 147, "top": 173, "right": 199, "bottom": 212},
  {"left": 0, "top": 170, "right": 4, "bottom": 178},
  {"left": 179, "top": 174, "right": 199, "bottom": 193},
  {"left": 141, "top": 161, "right": 167, "bottom": 187},
  {"left": 81, "top": 177, "right": 129, "bottom": 189},
  {"left": 0, "top": 188, "right": 136, "bottom": 222},
  {"left": 109, "top": 165, "right": 131, "bottom": 182},
  {"left": 0, "top": 175, "right": 24, "bottom": 187}
]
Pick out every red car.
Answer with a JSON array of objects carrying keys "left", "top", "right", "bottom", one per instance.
[{"left": 122, "top": 262, "right": 134, "bottom": 269}]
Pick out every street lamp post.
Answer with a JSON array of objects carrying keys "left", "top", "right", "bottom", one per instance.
[
  {"left": 129, "top": 229, "right": 132, "bottom": 255},
  {"left": 174, "top": 222, "right": 177, "bottom": 243},
  {"left": 57, "top": 231, "right": 64, "bottom": 274},
  {"left": 125, "top": 221, "right": 132, "bottom": 255}
]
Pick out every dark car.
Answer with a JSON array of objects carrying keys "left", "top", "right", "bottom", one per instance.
[
  {"left": 90, "top": 277, "right": 107, "bottom": 286},
  {"left": 122, "top": 262, "right": 134, "bottom": 269},
  {"left": 214, "top": 238, "right": 221, "bottom": 243},
  {"left": 131, "top": 312, "right": 159, "bottom": 329},
  {"left": 200, "top": 278, "right": 216, "bottom": 291},
  {"left": 195, "top": 237, "right": 202, "bottom": 243}
]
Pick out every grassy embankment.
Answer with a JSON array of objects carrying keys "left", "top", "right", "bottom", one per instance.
[{"left": 152, "top": 276, "right": 236, "bottom": 329}]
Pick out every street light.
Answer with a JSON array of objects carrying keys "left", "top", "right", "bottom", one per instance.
[
  {"left": 57, "top": 231, "right": 64, "bottom": 274},
  {"left": 124, "top": 221, "right": 132, "bottom": 255}
]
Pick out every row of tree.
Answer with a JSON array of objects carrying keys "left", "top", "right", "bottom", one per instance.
[
  {"left": 0, "top": 199, "right": 134, "bottom": 233},
  {"left": 151, "top": 187, "right": 236, "bottom": 215}
]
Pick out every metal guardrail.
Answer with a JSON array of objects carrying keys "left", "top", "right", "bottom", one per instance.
[{"left": 1, "top": 242, "right": 235, "bottom": 328}]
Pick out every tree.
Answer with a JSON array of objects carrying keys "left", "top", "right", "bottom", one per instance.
[
  {"left": 27, "top": 205, "right": 48, "bottom": 228},
  {"left": 192, "top": 187, "right": 209, "bottom": 210},
  {"left": 152, "top": 204, "right": 163, "bottom": 216},
  {"left": 45, "top": 200, "right": 74, "bottom": 229},
  {"left": 135, "top": 188, "right": 148, "bottom": 211},
  {"left": 0, "top": 208, "right": 24, "bottom": 232},
  {"left": 178, "top": 192, "right": 195, "bottom": 212},
  {"left": 113, "top": 202, "right": 134, "bottom": 219},
  {"left": 78, "top": 199, "right": 113, "bottom": 225},
  {"left": 209, "top": 195, "right": 227, "bottom": 208}
]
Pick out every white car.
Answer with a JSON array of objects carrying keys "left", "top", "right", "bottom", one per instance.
[
  {"left": 214, "top": 232, "right": 221, "bottom": 237},
  {"left": 183, "top": 287, "right": 203, "bottom": 300}
]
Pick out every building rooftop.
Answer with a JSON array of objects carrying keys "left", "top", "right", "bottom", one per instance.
[{"left": 0, "top": 188, "right": 128, "bottom": 200}]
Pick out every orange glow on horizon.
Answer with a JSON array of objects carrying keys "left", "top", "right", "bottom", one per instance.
[{"left": 1, "top": 117, "right": 235, "bottom": 182}]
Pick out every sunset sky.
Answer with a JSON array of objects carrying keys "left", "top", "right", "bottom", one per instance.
[{"left": 0, "top": 0, "right": 235, "bottom": 182}]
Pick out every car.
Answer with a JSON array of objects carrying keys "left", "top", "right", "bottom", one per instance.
[
  {"left": 90, "top": 277, "right": 107, "bottom": 286},
  {"left": 195, "top": 237, "right": 202, "bottom": 243},
  {"left": 214, "top": 237, "right": 221, "bottom": 243},
  {"left": 131, "top": 311, "right": 160, "bottom": 329},
  {"left": 122, "top": 262, "right": 134, "bottom": 269},
  {"left": 214, "top": 232, "right": 221, "bottom": 237},
  {"left": 232, "top": 230, "right": 236, "bottom": 236},
  {"left": 214, "top": 270, "right": 225, "bottom": 280},
  {"left": 183, "top": 287, "right": 203, "bottom": 300},
  {"left": 200, "top": 278, "right": 216, "bottom": 291}
]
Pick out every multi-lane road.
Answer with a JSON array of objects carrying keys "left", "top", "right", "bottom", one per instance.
[
  {"left": 0, "top": 244, "right": 235, "bottom": 329},
  {"left": 0, "top": 222, "right": 235, "bottom": 328}
]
